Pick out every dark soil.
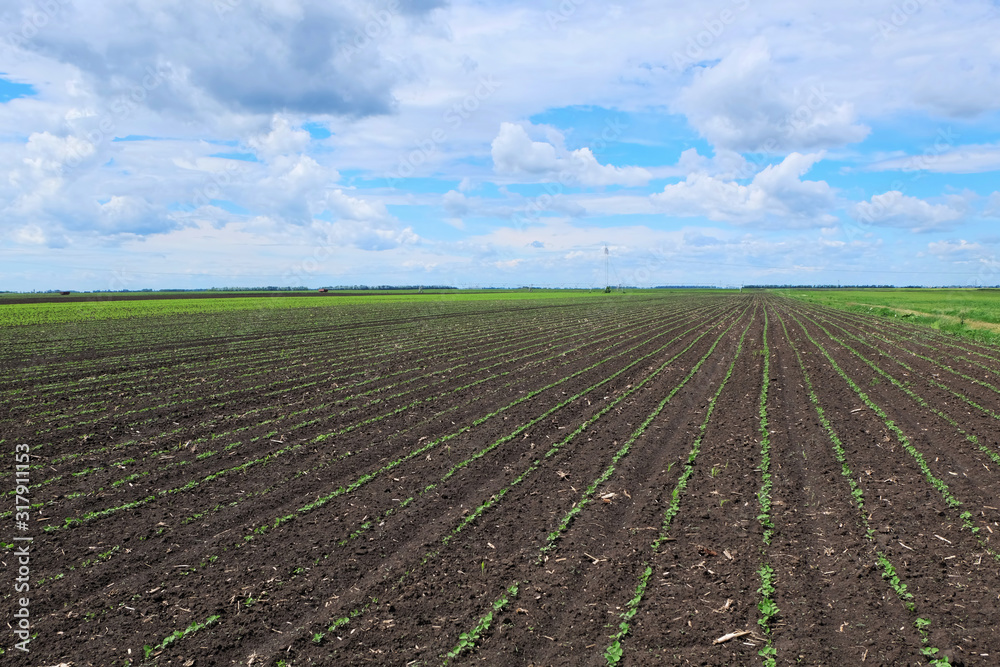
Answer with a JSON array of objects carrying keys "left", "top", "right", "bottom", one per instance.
[{"left": 2, "top": 293, "right": 999, "bottom": 666}]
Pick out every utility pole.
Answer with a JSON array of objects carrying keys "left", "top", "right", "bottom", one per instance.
[{"left": 605, "top": 245, "right": 609, "bottom": 291}]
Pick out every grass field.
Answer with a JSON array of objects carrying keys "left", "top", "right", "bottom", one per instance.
[
  {"left": 0, "top": 289, "right": 727, "bottom": 327},
  {"left": 782, "top": 288, "right": 1000, "bottom": 347}
]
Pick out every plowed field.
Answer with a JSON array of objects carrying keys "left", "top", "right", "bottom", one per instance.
[{"left": 2, "top": 292, "right": 999, "bottom": 666}]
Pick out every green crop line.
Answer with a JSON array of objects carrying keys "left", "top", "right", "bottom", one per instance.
[
  {"left": 653, "top": 308, "right": 754, "bottom": 549},
  {"left": 283, "top": 304, "right": 745, "bottom": 657},
  {"left": 781, "top": 286, "right": 1000, "bottom": 350},
  {"left": 282, "top": 301, "right": 705, "bottom": 447},
  {"left": 812, "top": 305, "right": 1000, "bottom": 407},
  {"left": 775, "top": 314, "right": 872, "bottom": 538},
  {"left": 792, "top": 310, "right": 1000, "bottom": 562},
  {"left": 440, "top": 582, "right": 519, "bottom": 664},
  {"left": 3, "top": 298, "right": 696, "bottom": 420},
  {"left": 253, "top": 308, "right": 731, "bottom": 541},
  {"left": 443, "top": 308, "right": 743, "bottom": 546},
  {"left": 5, "top": 295, "right": 751, "bottom": 660},
  {"left": 757, "top": 307, "right": 774, "bottom": 545},
  {"left": 802, "top": 310, "right": 1000, "bottom": 490},
  {"left": 788, "top": 313, "right": 977, "bottom": 534},
  {"left": 603, "top": 306, "right": 754, "bottom": 665},
  {"left": 32, "top": 307, "right": 720, "bottom": 584},
  {"left": 10, "top": 297, "right": 657, "bottom": 457},
  {"left": 330, "top": 302, "right": 716, "bottom": 548},
  {"left": 423, "top": 306, "right": 747, "bottom": 665},
  {"left": 46, "top": 437, "right": 308, "bottom": 532},
  {"left": 814, "top": 302, "right": 1000, "bottom": 376},
  {"left": 775, "top": 307, "right": 957, "bottom": 661},
  {"left": 50, "top": 311, "right": 645, "bottom": 490},
  {"left": 754, "top": 306, "right": 779, "bottom": 666},
  {"left": 755, "top": 564, "right": 779, "bottom": 666},
  {"left": 803, "top": 310, "right": 1000, "bottom": 468},
  {"left": 293, "top": 304, "right": 700, "bottom": 444},
  {"left": 142, "top": 613, "right": 220, "bottom": 662},
  {"left": 45, "top": 307, "right": 695, "bottom": 534},
  {"left": 539, "top": 307, "right": 748, "bottom": 560}
]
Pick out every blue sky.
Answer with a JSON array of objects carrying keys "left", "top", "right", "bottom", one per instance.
[{"left": 2, "top": 0, "right": 1000, "bottom": 290}]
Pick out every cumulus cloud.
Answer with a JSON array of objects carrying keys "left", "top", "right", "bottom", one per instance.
[
  {"left": 2, "top": 0, "right": 445, "bottom": 118},
  {"left": 852, "top": 191, "right": 964, "bottom": 232},
  {"left": 20, "top": 132, "right": 98, "bottom": 176},
  {"left": 674, "top": 38, "right": 869, "bottom": 152},
  {"left": 662, "top": 148, "right": 751, "bottom": 180},
  {"left": 248, "top": 116, "right": 311, "bottom": 161},
  {"left": 491, "top": 122, "right": 651, "bottom": 187},
  {"left": 97, "top": 195, "right": 171, "bottom": 234},
  {"left": 326, "top": 189, "right": 391, "bottom": 222},
  {"left": 650, "top": 152, "right": 837, "bottom": 226},
  {"left": 318, "top": 218, "right": 419, "bottom": 252}
]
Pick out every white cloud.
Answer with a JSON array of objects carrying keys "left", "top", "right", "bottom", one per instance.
[
  {"left": 4, "top": 1, "right": 1000, "bottom": 290},
  {"left": 852, "top": 191, "right": 964, "bottom": 232},
  {"left": 326, "top": 189, "right": 391, "bottom": 222},
  {"left": 21, "top": 132, "right": 97, "bottom": 176},
  {"left": 674, "top": 38, "right": 869, "bottom": 152},
  {"left": 3, "top": 1, "right": 447, "bottom": 119},
  {"left": 650, "top": 152, "right": 837, "bottom": 225},
  {"left": 491, "top": 122, "right": 651, "bottom": 187},
  {"left": 442, "top": 190, "right": 471, "bottom": 217},
  {"left": 248, "top": 116, "right": 311, "bottom": 161},
  {"left": 866, "top": 143, "right": 1000, "bottom": 174},
  {"left": 927, "top": 239, "right": 984, "bottom": 258},
  {"left": 98, "top": 195, "right": 169, "bottom": 234},
  {"left": 318, "top": 218, "right": 419, "bottom": 252},
  {"left": 659, "top": 148, "right": 751, "bottom": 180},
  {"left": 491, "top": 123, "right": 558, "bottom": 174},
  {"left": 12, "top": 224, "right": 47, "bottom": 245},
  {"left": 985, "top": 192, "right": 1000, "bottom": 218}
]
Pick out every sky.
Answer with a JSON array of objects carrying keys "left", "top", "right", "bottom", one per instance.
[{"left": 2, "top": 0, "right": 1000, "bottom": 291}]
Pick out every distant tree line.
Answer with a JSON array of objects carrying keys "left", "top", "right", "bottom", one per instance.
[
  {"left": 745, "top": 284, "right": 1000, "bottom": 289},
  {"left": 654, "top": 285, "right": 724, "bottom": 289},
  {"left": 322, "top": 285, "right": 458, "bottom": 290},
  {"left": 744, "top": 284, "right": 898, "bottom": 289}
]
